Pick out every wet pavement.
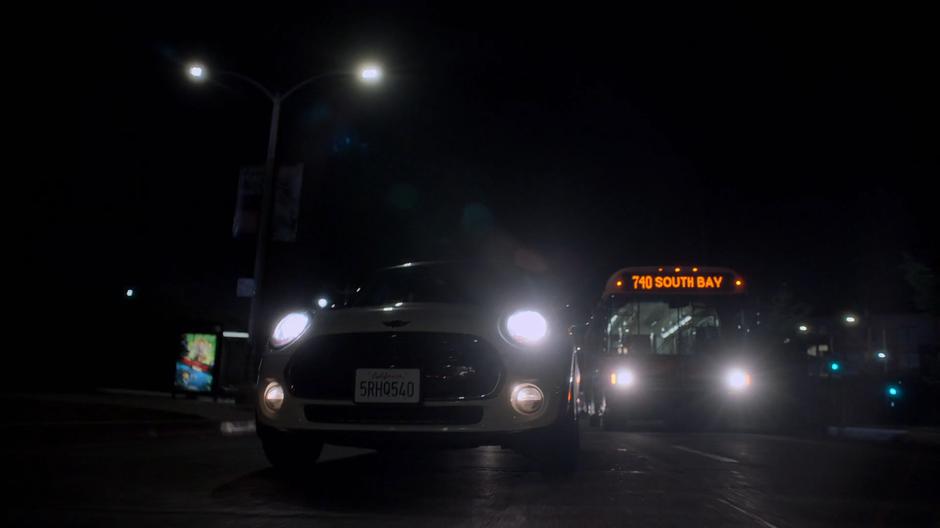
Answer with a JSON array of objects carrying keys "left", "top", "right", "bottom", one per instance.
[{"left": 3, "top": 421, "right": 939, "bottom": 527}]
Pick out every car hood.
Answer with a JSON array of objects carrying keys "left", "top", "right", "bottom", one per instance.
[{"left": 311, "top": 304, "right": 498, "bottom": 338}]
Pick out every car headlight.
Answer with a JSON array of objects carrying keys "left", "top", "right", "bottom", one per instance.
[
  {"left": 505, "top": 310, "right": 549, "bottom": 346},
  {"left": 271, "top": 311, "right": 311, "bottom": 348},
  {"left": 725, "top": 368, "right": 752, "bottom": 391}
]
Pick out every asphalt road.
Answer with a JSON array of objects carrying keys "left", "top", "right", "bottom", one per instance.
[{"left": 3, "top": 423, "right": 938, "bottom": 527}]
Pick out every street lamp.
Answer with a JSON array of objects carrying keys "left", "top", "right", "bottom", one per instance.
[
  {"left": 186, "top": 63, "right": 207, "bottom": 81},
  {"left": 798, "top": 324, "right": 809, "bottom": 333},
  {"left": 843, "top": 314, "right": 859, "bottom": 325},
  {"left": 186, "top": 60, "right": 382, "bottom": 371},
  {"left": 359, "top": 64, "right": 382, "bottom": 83}
]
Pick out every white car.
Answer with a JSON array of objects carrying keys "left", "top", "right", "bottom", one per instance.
[{"left": 256, "top": 261, "right": 581, "bottom": 472}]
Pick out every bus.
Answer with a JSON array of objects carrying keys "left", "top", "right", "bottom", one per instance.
[{"left": 580, "top": 266, "right": 788, "bottom": 430}]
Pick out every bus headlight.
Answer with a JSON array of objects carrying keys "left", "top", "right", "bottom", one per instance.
[
  {"left": 725, "top": 368, "right": 752, "bottom": 391},
  {"left": 271, "top": 311, "right": 311, "bottom": 348},
  {"left": 611, "top": 369, "right": 636, "bottom": 387},
  {"left": 505, "top": 310, "right": 548, "bottom": 346}
]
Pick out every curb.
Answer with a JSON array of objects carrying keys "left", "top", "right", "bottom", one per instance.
[{"left": 827, "top": 426, "right": 940, "bottom": 447}]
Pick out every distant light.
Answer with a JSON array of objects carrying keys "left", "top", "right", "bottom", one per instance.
[
  {"left": 317, "top": 297, "right": 329, "bottom": 309},
  {"left": 359, "top": 64, "right": 382, "bottom": 83},
  {"left": 674, "top": 267, "right": 681, "bottom": 273},
  {"left": 844, "top": 315, "right": 858, "bottom": 325},
  {"left": 877, "top": 351, "right": 887, "bottom": 359},
  {"left": 887, "top": 385, "right": 900, "bottom": 398},
  {"left": 331, "top": 304, "right": 336, "bottom": 309},
  {"left": 830, "top": 361, "right": 841, "bottom": 372},
  {"left": 394, "top": 302, "right": 403, "bottom": 307},
  {"left": 382, "top": 306, "right": 394, "bottom": 312},
  {"left": 615, "top": 279, "right": 623, "bottom": 287},
  {"left": 692, "top": 267, "right": 699, "bottom": 272},
  {"left": 402, "top": 262, "right": 413, "bottom": 267},
  {"left": 355, "top": 287, "right": 361, "bottom": 293},
  {"left": 186, "top": 63, "right": 207, "bottom": 81},
  {"left": 125, "top": 288, "right": 135, "bottom": 298},
  {"left": 735, "top": 279, "right": 744, "bottom": 287},
  {"left": 798, "top": 324, "right": 809, "bottom": 333},
  {"left": 223, "top": 331, "right": 250, "bottom": 339}
]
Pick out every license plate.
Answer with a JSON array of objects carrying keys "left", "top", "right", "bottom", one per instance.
[{"left": 354, "top": 369, "right": 420, "bottom": 403}]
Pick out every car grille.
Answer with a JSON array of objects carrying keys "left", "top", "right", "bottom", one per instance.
[
  {"left": 285, "top": 332, "right": 503, "bottom": 401},
  {"left": 305, "top": 405, "right": 484, "bottom": 425}
]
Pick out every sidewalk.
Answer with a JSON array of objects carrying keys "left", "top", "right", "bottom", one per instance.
[
  {"left": 826, "top": 425, "right": 940, "bottom": 447},
  {"left": 0, "top": 389, "right": 257, "bottom": 445}
]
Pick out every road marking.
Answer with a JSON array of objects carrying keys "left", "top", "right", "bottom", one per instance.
[
  {"left": 220, "top": 420, "right": 256, "bottom": 436},
  {"left": 672, "top": 445, "right": 739, "bottom": 463},
  {"left": 716, "top": 498, "right": 781, "bottom": 528}
]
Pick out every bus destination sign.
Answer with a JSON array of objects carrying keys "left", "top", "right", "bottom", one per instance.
[{"left": 627, "top": 273, "right": 741, "bottom": 292}]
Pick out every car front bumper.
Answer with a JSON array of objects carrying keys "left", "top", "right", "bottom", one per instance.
[{"left": 256, "top": 342, "right": 573, "bottom": 441}]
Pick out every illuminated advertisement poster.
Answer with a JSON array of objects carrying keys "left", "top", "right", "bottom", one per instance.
[{"left": 175, "top": 333, "right": 217, "bottom": 392}]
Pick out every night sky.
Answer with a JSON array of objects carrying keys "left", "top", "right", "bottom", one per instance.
[{"left": 27, "top": 3, "right": 938, "bottom": 381}]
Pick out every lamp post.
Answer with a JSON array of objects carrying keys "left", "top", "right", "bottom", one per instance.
[{"left": 186, "top": 61, "right": 382, "bottom": 371}]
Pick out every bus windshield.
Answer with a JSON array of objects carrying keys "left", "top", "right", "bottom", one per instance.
[{"left": 605, "top": 298, "right": 726, "bottom": 356}]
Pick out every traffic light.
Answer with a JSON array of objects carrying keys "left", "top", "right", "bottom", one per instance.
[
  {"left": 829, "top": 361, "right": 841, "bottom": 372},
  {"left": 886, "top": 384, "right": 901, "bottom": 399}
]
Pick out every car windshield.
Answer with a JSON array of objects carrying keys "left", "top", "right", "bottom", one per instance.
[{"left": 350, "top": 262, "right": 550, "bottom": 308}]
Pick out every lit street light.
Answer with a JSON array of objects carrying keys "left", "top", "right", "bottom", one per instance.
[
  {"left": 317, "top": 297, "right": 329, "bottom": 309},
  {"left": 187, "top": 63, "right": 206, "bottom": 81},
  {"left": 843, "top": 314, "right": 858, "bottom": 325},
  {"left": 798, "top": 324, "right": 809, "bottom": 333},
  {"left": 186, "top": 59, "right": 383, "bottom": 371},
  {"left": 359, "top": 64, "right": 382, "bottom": 83}
]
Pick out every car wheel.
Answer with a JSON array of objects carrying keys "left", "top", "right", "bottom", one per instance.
[{"left": 258, "top": 423, "right": 324, "bottom": 476}]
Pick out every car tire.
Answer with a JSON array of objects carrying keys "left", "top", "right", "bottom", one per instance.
[{"left": 258, "top": 423, "right": 324, "bottom": 477}]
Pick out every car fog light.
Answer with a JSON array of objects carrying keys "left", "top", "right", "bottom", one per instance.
[
  {"left": 511, "top": 383, "right": 544, "bottom": 414},
  {"left": 262, "top": 381, "right": 285, "bottom": 413}
]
